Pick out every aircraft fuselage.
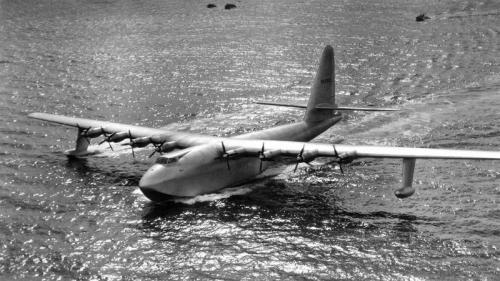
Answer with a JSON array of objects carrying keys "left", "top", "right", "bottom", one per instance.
[{"left": 138, "top": 116, "right": 342, "bottom": 200}]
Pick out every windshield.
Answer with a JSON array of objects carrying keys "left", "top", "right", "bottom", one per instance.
[
  {"left": 155, "top": 148, "right": 191, "bottom": 164},
  {"left": 155, "top": 157, "right": 178, "bottom": 164}
]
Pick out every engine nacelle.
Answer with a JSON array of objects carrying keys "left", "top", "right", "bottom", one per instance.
[
  {"left": 261, "top": 149, "right": 281, "bottom": 160},
  {"left": 108, "top": 132, "right": 131, "bottom": 142},
  {"left": 84, "top": 127, "right": 106, "bottom": 138},
  {"left": 159, "top": 141, "right": 177, "bottom": 153},
  {"left": 301, "top": 149, "right": 319, "bottom": 163},
  {"left": 131, "top": 137, "right": 153, "bottom": 148}
]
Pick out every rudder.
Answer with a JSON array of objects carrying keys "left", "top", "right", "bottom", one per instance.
[{"left": 304, "top": 45, "right": 335, "bottom": 123}]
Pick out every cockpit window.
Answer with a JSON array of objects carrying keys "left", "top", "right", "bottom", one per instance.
[
  {"left": 156, "top": 157, "right": 178, "bottom": 164},
  {"left": 155, "top": 148, "right": 190, "bottom": 164}
]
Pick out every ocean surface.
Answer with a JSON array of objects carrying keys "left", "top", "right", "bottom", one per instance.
[{"left": 1, "top": 0, "right": 500, "bottom": 280}]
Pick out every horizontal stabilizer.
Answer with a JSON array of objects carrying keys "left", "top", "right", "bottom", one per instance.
[
  {"left": 255, "top": 101, "right": 307, "bottom": 109},
  {"left": 255, "top": 102, "right": 398, "bottom": 111},
  {"left": 318, "top": 105, "right": 399, "bottom": 111}
]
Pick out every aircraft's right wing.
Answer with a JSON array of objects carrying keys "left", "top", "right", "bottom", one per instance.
[{"left": 28, "top": 113, "right": 219, "bottom": 156}]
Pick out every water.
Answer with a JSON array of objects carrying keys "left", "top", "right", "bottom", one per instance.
[{"left": 1, "top": 0, "right": 500, "bottom": 279}]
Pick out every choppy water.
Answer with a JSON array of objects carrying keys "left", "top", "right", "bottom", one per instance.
[{"left": 1, "top": 0, "right": 500, "bottom": 280}]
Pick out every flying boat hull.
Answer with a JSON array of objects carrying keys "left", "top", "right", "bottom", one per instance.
[{"left": 139, "top": 158, "right": 271, "bottom": 199}]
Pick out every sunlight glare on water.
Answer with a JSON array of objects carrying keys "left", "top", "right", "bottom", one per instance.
[{"left": 1, "top": 0, "right": 500, "bottom": 280}]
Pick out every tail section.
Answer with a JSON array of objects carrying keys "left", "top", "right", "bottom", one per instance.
[
  {"left": 304, "top": 45, "right": 336, "bottom": 123},
  {"left": 255, "top": 45, "right": 399, "bottom": 115}
]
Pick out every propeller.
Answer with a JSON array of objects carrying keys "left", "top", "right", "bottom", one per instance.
[
  {"left": 149, "top": 140, "right": 177, "bottom": 158},
  {"left": 103, "top": 133, "right": 114, "bottom": 151},
  {"left": 148, "top": 142, "right": 165, "bottom": 158},
  {"left": 294, "top": 144, "right": 306, "bottom": 172},
  {"left": 149, "top": 141, "right": 165, "bottom": 158},
  {"left": 99, "top": 132, "right": 116, "bottom": 151},
  {"left": 258, "top": 142, "right": 265, "bottom": 173},
  {"left": 128, "top": 130, "right": 135, "bottom": 158},
  {"left": 220, "top": 141, "right": 230, "bottom": 170},
  {"left": 115, "top": 133, "right": 170, "bottom": 159},
  {"left": 333, "top": 145, "right": 344, "bottom": 174}
]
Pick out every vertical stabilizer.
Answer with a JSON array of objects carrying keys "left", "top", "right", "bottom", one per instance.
[{"left": 304, "top": 45, "right": 335, "bottom": 123}]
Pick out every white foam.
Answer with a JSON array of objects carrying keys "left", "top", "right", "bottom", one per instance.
[
  {"left": 90, "top": 142, "right": 151, "bottom": 158},
  {"left": 173, "top": 185, "right": 255, "bottom": 205}
]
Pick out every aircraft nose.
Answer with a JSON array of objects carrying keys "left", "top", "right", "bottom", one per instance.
[{"left": 139, "top": 164, "right": 170, "bottom": 191}]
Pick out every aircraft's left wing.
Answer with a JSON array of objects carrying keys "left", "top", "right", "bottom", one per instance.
[
  {"left": 220, "top": 139, "right": 500, "bottom": 160},
  {"left": 218, "top": 139, "right": 500, "bottom": 198}
]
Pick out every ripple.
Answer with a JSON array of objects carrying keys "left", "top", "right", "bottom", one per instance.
[{"left": 1, "top": 0, "right": 500, "bottom": 280}]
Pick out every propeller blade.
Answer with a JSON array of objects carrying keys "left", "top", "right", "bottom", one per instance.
[
  {"left": 148, "top": 149, "right": 157, "bottom": 158},
  {"left": 259, "top": 142, "right": 265, "bottom": 173},
  {"left": 333, "top": 144, "right": 339, "bottom": 158},
  {"left": 333, "top": 144, "right": 344, "bottom": 174},
  {"left": 106, "top": 140, "right": 114, "bottom": 151},
  {"left": 294, "top": 144, "right": 306, "bottom": 172},
  {"left": 148, "top": 141, "right": 165, "bottom": 158},
  {"left": 220, "top": 142, "right": 231, "bottom": 170},
  {"left": 99, "top": 132, "right": 115, "bottom": 151},
  {"left": 128, "top": 130, "right": 135, "bottom": 159},
  {"left": 99, "top": 132, "right": 116, "bottom": 145}
]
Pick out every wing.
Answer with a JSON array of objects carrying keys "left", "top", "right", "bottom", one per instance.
[
  {"left": 28, "top": 113, "right": 219, "bottom": 155},
  {"left": 218, "top": 139, "right": 500, "bottom": 199},
  {"left": 220, "top": 139, "right": 500, "bottom": 160}
]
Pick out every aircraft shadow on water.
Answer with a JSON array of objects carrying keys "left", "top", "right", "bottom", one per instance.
[{"left": 29, "top": 45, "right": 500, "bottom": 205}]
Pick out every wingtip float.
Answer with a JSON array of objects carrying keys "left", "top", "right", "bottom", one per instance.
[{"left": 28, "top": 45, "right": 500, "bottom": 202}]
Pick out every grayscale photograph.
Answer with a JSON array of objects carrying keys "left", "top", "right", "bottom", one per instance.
[{"left": 1, "top": 0, "right": 499, "bottom": 280}]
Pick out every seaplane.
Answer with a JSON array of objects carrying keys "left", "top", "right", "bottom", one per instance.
[{"left": 29, "top": 45, "right": 500, "bottom": 202}]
